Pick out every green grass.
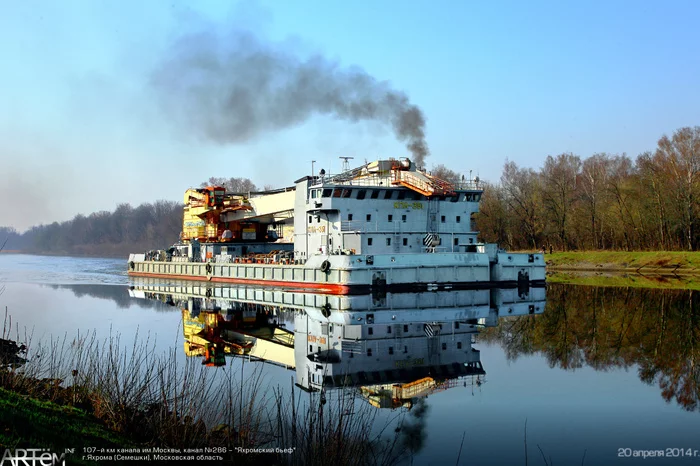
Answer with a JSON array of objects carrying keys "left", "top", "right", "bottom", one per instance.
[
  {"left": 547, "top": 271, "right": 700, "bottom": 290},
  {"left": 547, "top": 251, "right": 700, "bottom": 273},
  {"left": 0, "top": 387, "right": 132, "bottom": 464}
]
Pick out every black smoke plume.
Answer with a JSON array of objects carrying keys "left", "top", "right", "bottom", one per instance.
[{"left": 152, "top": 29, "right": 429, "bottom": 166}]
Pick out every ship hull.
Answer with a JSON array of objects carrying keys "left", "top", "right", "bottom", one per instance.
[{"left": 127, "top": 251, "right": 545, "bottom": 295}]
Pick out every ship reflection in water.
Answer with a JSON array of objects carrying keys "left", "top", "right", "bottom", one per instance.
[{"left": 129, "top": 280, "right": 545, "bottom": 409}]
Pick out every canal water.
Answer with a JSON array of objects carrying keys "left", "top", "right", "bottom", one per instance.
[{"left": 1, "top": 253, "right": 699, "bottom": 465}]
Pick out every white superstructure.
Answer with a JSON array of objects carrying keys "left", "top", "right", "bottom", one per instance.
[{"left": 128, "top": 158, "right": 545, "bottom": 293}]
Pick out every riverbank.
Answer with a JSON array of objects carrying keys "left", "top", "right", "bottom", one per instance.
[
  {"left": 546, "top": 251, "right": 700, "bottom": 275},
  {"left": 0, "top": 387, "right": 129, "bottom": 464},
  {"left": 0, "top": 330, "right": 407, "bottom": 466}
]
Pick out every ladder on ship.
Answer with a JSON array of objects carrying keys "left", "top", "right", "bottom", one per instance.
[
  {"left": 393, "top": 221, "right": 401, "bottom": 253},
  {"left": 426, "top": 198, "right": 439, "bottom": 247},
  {"left": 391, "top": 170, "right": 455, "bottom": 197}
]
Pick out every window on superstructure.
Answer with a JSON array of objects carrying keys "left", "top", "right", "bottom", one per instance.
[
  {"left": 455, "top": 322, "right": 460, "bottom": 329},
  {"left": 457, "top": 341, "right": 462, "bottom": 349},
  {"left": 403, "top": 238, "right": 408, "bottom": 246},
  {"left": 384, "top": 190, "right": 393, "bottom": 200},
  {"left": 368, "top": 327, "right": 373, "bottom": 335},
  {"left": 366, "top": 214, "right": 371, "bottom": 221},
  {"left": 308, "top": 216, "right": 312, "bottom": 223},
  {"left": 450, "top": 195, "right": 459, "bottom": 202},
  {"left": 311, "top": 190, "right": 317, "bottom": 198},
  {"left": 309, "top": 345, "right": 313, "bottom": 352},
  {"left": 456, "top": 216, "right": 461, "bottom": 223},
  {"left": 370, "top": 190, "right": 379, "bottom": 199},
  {"left": 441, "top": 215, "right": 446, "bottom": 223},
  {"left": 475, "top": 193, "right": 481, "bottom": 201},
  {"left": 357, "top": 189, "right": 366, "bottom": 200},
  {"left": 348, "top": 214, "right": 353, "bottom": 221},
  {"left": 404, "top": 346, "right": 408, "bottom": 353},
  {"left": 387, "top": 326, "right": 392, "bottom": 333},
  {"left": 442, "top": 342, "right": 447, "bottom": 350},
  {"left": 342, "top": 189, "right": 352, "bottom": 198},
  {"left": 404, "top": 324, "right": 409, "bottom": 332},
  {"left": 397, "top": 191, "right": 406, "bottom": 200},
  {"left": 454, "top": 238, "right": 459, "bottom": 246},
  {"left": 368, "top": 238, "right": 373, "bottom": 246},
  {"left": 322, "top": 189, "right": 332, "bottom": 197},
  {"left": 466, "top": 194, "right": 472, "bottom": 201},
  {"left": 402, "top": 214, "right": 406, "bottom": 222},
  {"left": 386, "top": 238, "right": 391, "bottom": 246},
  {"left": 333, "top": 189, "right": 342, "bottom": 198},
  {"left": 367, "top": 348, "right": 372, "bottom": 356},
  {"left": 388, "top": 214, "right": 393, "bottom": 222},
  {"left": 389, "top": 347, "right": 394, "bottom": 355}
]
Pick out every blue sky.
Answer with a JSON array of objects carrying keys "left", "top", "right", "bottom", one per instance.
[{"left": 1, "top": 0, "right": 699, "bottom": 231}]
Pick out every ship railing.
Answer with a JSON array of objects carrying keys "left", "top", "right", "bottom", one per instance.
[
  {"left": 311, "top": 176, "right": 482, "bottom": 192},
  {"left": 423, "top": 246, "right": 451, "bottom": 253},
  {"left": 319, "top": 173, "right": 393, "bottom": 188},
  {"left": 340, "top": 220, "right": 477, "bottom": 235},
  {"left": 452, "top": 181, "right": 481, "bottom": 190}
]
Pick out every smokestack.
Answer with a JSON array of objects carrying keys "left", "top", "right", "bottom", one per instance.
[{"left": 152, "top": 29, "right": 429, "bottom": 166}]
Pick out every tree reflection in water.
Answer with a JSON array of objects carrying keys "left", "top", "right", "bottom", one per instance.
[{"left": 480, "top": 284, "right": 700, "bottom": 412}]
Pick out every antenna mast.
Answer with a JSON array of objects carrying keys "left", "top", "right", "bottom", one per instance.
[{"left": 339, "top": 156, "right": 354, "bottom": 172}]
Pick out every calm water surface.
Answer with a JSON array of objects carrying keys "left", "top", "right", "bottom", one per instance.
[{"left": 1, "top": 253, "right": 699, "bottom": 465}]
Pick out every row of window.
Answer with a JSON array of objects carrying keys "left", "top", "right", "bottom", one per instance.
[
  {"left": 359, "top": 341, "right": 464, "bottom": 357},
  {"left": 365, "top": 237, "right": 465, "bottom": 246},
  {"left": 346, "top": 213, "right": 462, "bottom": 223},
  {"left": 366, "top": 237, "right": 407, "bottom": 246},
  {"left": 310, "top": 188, "right": 482, "bottom": 202},
  {"left": 367, "top": 323, "right": 462, "bottom": 334}
]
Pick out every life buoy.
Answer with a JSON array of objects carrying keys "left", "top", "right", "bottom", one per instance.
[
  {"left": 206, "top": 263, "right": 213, "bottom": 274},
  {"left": 320, "top": 260, "right": 331, "bottom": 273},
  {"left": 321, "top": 303, "right": 331, "bottom": 318},
  {"left": 128, "top": 261, "right": 135, "bottom": 271}
]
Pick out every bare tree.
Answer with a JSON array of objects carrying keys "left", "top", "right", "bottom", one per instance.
[
  {"left": 201, "top": 177, "right": 258, "bottom": 193},
  {"left": 579, "top": 155, "right": 605, "bottom": 248},
  {"left": 541, "top": 153, "right": 582, "bottom": 250},
  {"left": 430, "top": 164, "right": 462, "bottom": 184},
  {"left": 654, "top": 127, "right": 700, "bottom": 250},
  {"left": 500, "top": 161, "right": 543, "bottom": 249}
]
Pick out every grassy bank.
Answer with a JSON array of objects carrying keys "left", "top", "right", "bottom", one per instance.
[
  {"left": 0, "top": 326, "right": 409, "bottom": 466},
  {"left": 0, "top": 387, "right": 130, "bottom": 464},
  {"left": 546, "top": 251, "right": 700, "bottom": 274}
]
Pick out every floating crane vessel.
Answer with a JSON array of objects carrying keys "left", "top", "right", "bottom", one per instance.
[{"left": 127, "top": 158, "right": 545, "bottom": 294}]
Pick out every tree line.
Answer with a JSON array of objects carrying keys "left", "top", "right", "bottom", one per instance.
[
  {"left": 1, "top": 127, "right": 697, "bottom": 256},
  {"left": 0, "top": 176, "right": 264, "bottom": 257},
  {"left": 475, "top": 126, "right": 700, "bottom": 251},
  {"left": 0, "top": 201, "right": 182, "bottom": 257}
]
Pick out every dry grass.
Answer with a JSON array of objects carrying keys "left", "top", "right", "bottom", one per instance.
[
  {"left": 547, "top": 251, "right": 700, "bottom": 273},
  {"left": 0, "top": 309, "right": 408, "bottom": 465}
]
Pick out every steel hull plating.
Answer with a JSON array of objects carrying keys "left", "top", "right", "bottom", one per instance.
[{"left": 128, "top": 251, "right": 545, "bottom": 295}]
